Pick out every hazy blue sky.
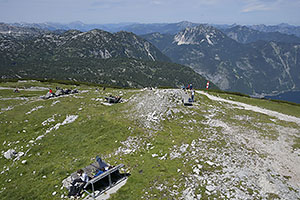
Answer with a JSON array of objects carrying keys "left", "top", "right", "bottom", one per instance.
[{"left": 1, "top": 0, "right": 300, "bottom": 25}]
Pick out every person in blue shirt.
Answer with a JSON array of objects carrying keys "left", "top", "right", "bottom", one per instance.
[{"left": 94, "top": 167, "right": 105, "bottom": 178}]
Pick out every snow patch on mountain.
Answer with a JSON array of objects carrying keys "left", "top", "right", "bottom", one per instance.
[{"left": 206, "top": 34, "right": 213, "bottom": 45}]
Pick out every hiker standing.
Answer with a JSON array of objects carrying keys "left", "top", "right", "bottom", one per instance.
[{"left": 191, "top": 89, "right": 195, "bottom": 102}]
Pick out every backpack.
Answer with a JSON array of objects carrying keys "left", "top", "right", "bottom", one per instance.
[{"left": 68, "top": 185, "right": 80, "bottom": 197}]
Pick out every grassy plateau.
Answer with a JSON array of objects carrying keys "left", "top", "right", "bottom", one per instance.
[{"left": 0, "top": 80, "right": 299, "bottom": 200}]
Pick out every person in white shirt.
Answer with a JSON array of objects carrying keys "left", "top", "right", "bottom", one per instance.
[
  {"left": 72, "top": 169, "right": 89, "bottom": 185},
  {"left": 69, "top": 169, "right": 89, "bottom": 197}
]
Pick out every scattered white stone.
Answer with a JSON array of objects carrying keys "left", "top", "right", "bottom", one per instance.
[
  {"left": 152, "top": 154, "right": 158, "bottom": 157},
  {"left": 37, "top": 115, "right": 78, "bottom": 141},
  {"left": 51, "top": 100, "right": 60, "bottom": 106},
  {"left": 42, "top": 116, "right": 55, "bottom": 126},
  {"left": 42, "top": 175, "right": 47, "bottom": 178},
  {"left": 21, "top": 160, "right": 27, "bottom": 164},
  {"left": 159, "top": 153, "right": 167, "bottom": 160},
  {"left": 26, "top": 106, "right": 44, "bottom": 115},
  {"left": 3, "top": 149, "right": 16, "bottom": 159},
  {"left": 206, "top": 185, "right": 216, "bottom": 192},
  {"left": 193, "top": 166, "right": 200, "bottom": 175},
  {"left": 36, "top": 135, "right": 44, "bottom": 140},
  {"left": 206, "top": 161, "right": 214, "bottom": 166},
  {"left": 123, "top": 149, "right": 132, "bottom": 154},
  {"left": 1, "top": 106, "right": 13, "bottom": 111},
  {"left": 101, "top": 102, "right": 113, "bottom": 106},
  {"left": 62, "top": 115, "right": 78, "bottom": 125},
  {"left": 52, "top": 191, "right": 56, "bottom": 196}
]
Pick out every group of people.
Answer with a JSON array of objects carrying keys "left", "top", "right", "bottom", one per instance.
[
  {"left": 67, "top": 156, "right": 109, "bottom": 198},
  {"left": 105, "top": 95, "right": 122, "bottom": 103},
  {"left": 183, "top": 83, "right": 195, "bottom": 102},
  {"left": 42, "top": 87, "right": 78, "bottom": 99},
  {"left": 67, "top": 155, "right": 128, "bottom": 198}
]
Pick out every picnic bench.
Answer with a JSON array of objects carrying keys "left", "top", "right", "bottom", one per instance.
[{"left": 83, "top": 164, "right": 127, "bottom": 199}]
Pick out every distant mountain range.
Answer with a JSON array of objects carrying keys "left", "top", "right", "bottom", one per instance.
[
  {"left": 8, "top": 21, "right": 300, "bottom": 37},
  {"left": 1, "top": 21, "right": 300, "bottom": 96},
  {"left": 9, "top": 21, "right": 200, "bottom": 35},
  {"left": 222, "top": 25, "right": 300, "bottom": 44},
  {"left": 142, "top": 25, "right": 300, "bottom": 96},
  {"left": 249, "top": 23, "right": 300, "bottom": 38},
  {"left": 0, "top": 24, "right": 214, "bottom": 89}
]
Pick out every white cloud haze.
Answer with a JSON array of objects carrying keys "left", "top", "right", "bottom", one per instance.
[{"left": 0, "top": 0, "right": 299, "bottom": 25}]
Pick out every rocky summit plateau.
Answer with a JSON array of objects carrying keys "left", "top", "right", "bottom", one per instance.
[{"left": 0, "top": 80, "right": 299, "bottom": 199}]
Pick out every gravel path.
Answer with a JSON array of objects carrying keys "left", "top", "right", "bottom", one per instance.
[{"left": 197, "top": 90, "right": 300, "bottom": 125}]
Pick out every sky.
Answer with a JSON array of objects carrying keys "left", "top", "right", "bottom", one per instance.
[{"left": 0, "top": 0, "right": 300, "bottom": 25}]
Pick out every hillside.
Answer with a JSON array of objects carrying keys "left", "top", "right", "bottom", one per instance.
[
  {"left": 142, "top": 25, "right": 300, "bottom": 96},
  {"left": 0, "top": 80, "right": 299, "bottom": 199},
  {"left": 0, "top": 28, "right": 170, "bottom": 62},
  {"left": 0, "top": 25, "right": 217, "bottom": 89},
  {"left": 0, "top": 57, "right": 216, "bottom": 89}
]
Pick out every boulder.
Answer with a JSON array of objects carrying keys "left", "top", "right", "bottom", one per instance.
[{"left": 3, "top": 149, "right": 17, "bottom": 159}]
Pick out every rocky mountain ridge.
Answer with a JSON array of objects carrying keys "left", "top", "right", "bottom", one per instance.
[
  {"left": 8, "top": 21, "right": 300, "bottom": 37},
  {"left": 0, "top": 26, "right": 216, "bottom": 89},
  {"left": 8, "top": 21, "right": 200, "bottom": 35},
  {"left": 142, "top": 25, "right": 300, "bottom": 96},
  {"left": 0, "top": 28, "right": 170, "bottom": 62},
  {"left": 249, "top": 23, "right": 300, "bottom": 38},
  {"left": 222, "top": 25, "right": 300, "bottom": 44},
  {"left": 0, "top": 23, "right": 49, "bottom": 37}
]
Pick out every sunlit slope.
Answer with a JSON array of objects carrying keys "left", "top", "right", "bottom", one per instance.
[{"left": 0, "top": 81, "right": 299, "bottom": 199}]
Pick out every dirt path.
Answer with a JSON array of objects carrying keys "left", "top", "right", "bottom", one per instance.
[{"left": 197, "top": 90, "right": 300, "bottom": 125}]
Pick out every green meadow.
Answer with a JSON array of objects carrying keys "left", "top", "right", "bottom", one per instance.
[{"left": 0, "top": 81, "right": 299, "bottom": 200}]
